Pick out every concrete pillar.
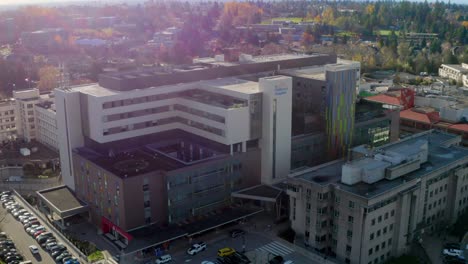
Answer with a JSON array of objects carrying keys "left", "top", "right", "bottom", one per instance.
[
  {"left": 242, "top": 141, "right": 247, "bottom": 152},
  {"left": 230, "top": 144, "right": 233, "bottom": 156}
]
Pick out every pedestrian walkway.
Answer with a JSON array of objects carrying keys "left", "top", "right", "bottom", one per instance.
[{"left": 256, "top": 241, "right": 294, "bottom": 257}]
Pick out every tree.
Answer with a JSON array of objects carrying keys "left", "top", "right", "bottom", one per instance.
[
  {"left": 322, "top": 7, "right": 335, "bottom": 25},
  {"left": 37, "top": 66, "right": 60, "bottom": 91}
]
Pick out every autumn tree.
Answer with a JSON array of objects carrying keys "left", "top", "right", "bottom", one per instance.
[{"left": 37, "top": 66, "right": 60, "bottom": 91}]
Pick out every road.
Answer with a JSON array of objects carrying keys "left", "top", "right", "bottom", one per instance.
[
  {"left": 0, "top": 203, "right": 56, "bottom": 263},
  {"left": 168, "top": 229, "right": 317, "bottom": 264}
]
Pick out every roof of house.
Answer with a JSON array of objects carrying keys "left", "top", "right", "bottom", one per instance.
[
  {"left": 364, "top": 94, "right": 402, "bottom": 106},
  {"left": 449, "top": 123, "right": 468, "bottom": 133},
  {"left": 400, "top": 109, "right": 431, "bottom": 124}
]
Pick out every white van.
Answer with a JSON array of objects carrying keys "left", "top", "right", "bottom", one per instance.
[{"left": 155, "top": 254, "right": 172, "bottom": 264}]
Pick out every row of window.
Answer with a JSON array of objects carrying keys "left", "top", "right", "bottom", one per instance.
[
  {"left": 368, "top": 251, "right": 392, "bottom": 264},
  {"left": 103, "top": 116, "right": 225, "bottom": 137},
  {"left": 428, "top": 197, "right": 446, "bottom": 211},
  {"left": 369, "top": 224, "right": 394, "bottom": 240},
  {"left": 0, "top": 110, "right": 14, "bottom": 116},
  {"left": 429, "top": 184, "right": 447, "bottom": 198},
  {"left": 369, "top": 238, "right": 392, "bottom": 256},
  {"left": 370, "top": 210, "right": 395, "bottom": 226},
  {"left": 0, "top": 117, "right": 14, "bottom": 123},
  {"left": 367, "top": 197, "right": 397, "bottom": 213},
  {"left": 426, "top": 210, "right": 445, "bottom": 224}
]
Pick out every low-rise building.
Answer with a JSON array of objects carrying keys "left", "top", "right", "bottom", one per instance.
[
  {"left": 287, "top": 130, "right": 468, "bottom": 264},
  {"left": 0, "top": 99, "right": 17, "bottom": 142},
  {"left": 35, "top": 101, "right": 58, "bottom": 151},
  {"left": 439, "top": 63, "right": 468, "bottom": 85}
]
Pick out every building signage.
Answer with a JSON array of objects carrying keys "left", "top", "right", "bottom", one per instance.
[{"left": 275, "top": 87, "right": 288, "bottom": 96}]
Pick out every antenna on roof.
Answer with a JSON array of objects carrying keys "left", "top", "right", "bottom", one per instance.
[{"left": 58, "top": 62, "right": 70, "bottom": 90}]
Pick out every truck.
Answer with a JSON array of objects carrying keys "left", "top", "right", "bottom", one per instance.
[{"left": 187, "top": 242, "right": 207, "bottom": 255}]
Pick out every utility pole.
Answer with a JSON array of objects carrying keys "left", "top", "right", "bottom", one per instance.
[{"left": 242, "top": 234, "right": 246, "bottom": 253}]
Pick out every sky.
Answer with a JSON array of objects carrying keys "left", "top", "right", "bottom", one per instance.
[{"left": 0, "top": 0, "right": 467, "bottom": 6}]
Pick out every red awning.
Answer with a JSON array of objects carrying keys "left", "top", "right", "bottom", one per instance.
[{"left": 101, "top": 217, "right": 133, "bottom": 241}]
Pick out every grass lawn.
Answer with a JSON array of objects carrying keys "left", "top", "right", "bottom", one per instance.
[
  {"left": 87, "top": 251, "right": 104, "bottom": 262},
  {"left": 261, "top": 17, "right": 313, "bottom": 24},
  {"left": 337, "top": 31, "right": 357, "bottom": 37},
  {"left": 376, "top": 30, "right": 400, "bottom": 36}
]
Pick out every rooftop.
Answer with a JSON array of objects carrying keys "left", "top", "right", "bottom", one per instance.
[
  {"left": 441, "top": 64, "right": 468, "bottom": 73},
  {"left": 400, "top": 108, "right": 431, "bottom": 124},
  {"left": 74, "top": 147, "right": 181, "bottom": 178},
  {"left": 37, "top": 186, "right": 87, "bottom": 212},
  {"left": 292, "top": 130, "right": 468, "bottom": 199},
  {"left": 94, "top": 53, "right": 336, "bottom": 91},
  {"left": 364, "top": 94, "right": 402, "bottom": 106},
  {"left": 232, "top": 184, "right": 283, "bottom": 202},
  {"left": 74, "top": 133, "right": 229, "bottom": 178},
  {"left": 37, "top": 186, "right": 89, "bottom": 218},
  {"left": 63, "top": 77, "right": 259, "bottom": 98},
  {"left": 0, "top": 140, "right": 58, "bottom": 162}
]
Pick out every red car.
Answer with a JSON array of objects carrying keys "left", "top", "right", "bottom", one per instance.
[{"left": 33, "top": 230, "right": 45, "bottom": 237}]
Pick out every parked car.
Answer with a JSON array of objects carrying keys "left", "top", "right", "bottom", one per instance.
[
  {"left": 229, "top": 229, "right": 246, "bottom": 238},
  {"left": 45, "top": 242, "right": 57, "bottom": 251},
  {"left": 443, "top": 249, "right": 463, "bottom": 257},
  {"left": 24, "top": 220, "right": 40, "bottom": 229},
  {"left": 33, "top": 230, "right": 46, "bottom": 238},
  {"left": 41, "top": 238, "right": 56, "bottom": 248},
  {"left": 55, "top": 252, "right": 71, "bottom": 263},
  {"left": 12, "top": 209, "right": 27, "bottom": 218},
  {"left": 217, "top": 247, "right": 235, "bottom": 257},
  {"left": 155, "top": 254, "right": 172, "bottom": 264},
  {"left": 187, "top": 242, "right": 207, "bottom": 255},
  {"left": 28, "top": 226, "right": 45, "bottom": 235},
  {"left": 20, "top": 216, "right": 36, "bottom": 224},
  {"left": 62, "top": 256, "right": 74, "bottom": 263},
  {"left": 18, "top": 213, "right": 33, "bottom": 221},
  {"left": 51, "top": 250, "right": 65, "bottom": 258},
  {"left": 26, "top": 225, "right": 39, "bottom": 233},
  {"left": 29, "top": 245, "right": 39, "bottom": 255}
]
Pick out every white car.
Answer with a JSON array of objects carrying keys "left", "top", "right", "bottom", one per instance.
[
  {"left": 187, "top": 242, "right": 207, "bottom": 255},
  {"left": 19, "top": 213, "right": 33, "bottom": 221},
  {"left": 29, "top": 226, "right": 45, "bottom": 235},
  {"left": 29, "top": 245, "right": 39, "bottom": 254},
  {"left": 443, "top": 248, "right": 462, "bottom": 257},
  {"left": 155, "top": 254, "right": 172, "bottom": 264},
  {"left": 26, "top": 225, "right": 39, "bottom": 233}
]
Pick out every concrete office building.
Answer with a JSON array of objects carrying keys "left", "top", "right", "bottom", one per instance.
[
  {"left": 51, "top": 53, "right": 366, "bottom": 252},
  {"left": 56, "top": 53, "right": 337, "bottom": 192},
  {"left": 13, "top": 89, "right": 41, "bottom": 142},
  {"left": 439, "top": 63, "right": 468, "bottom": 86},
  {"left": 279, "top": 60, "right": 361, "bottom": 159},
  {"left": 0, "top": 99, "right": 17, "bottom": 142},
  {"left": 35, "top": 101, "right": 58, "bottom": 151},
  {"left": 287, "top": 130, "right": 468, "bottom": 264},
  {"left": 0, "top": 89, "right": 58, "bottom": 151}
]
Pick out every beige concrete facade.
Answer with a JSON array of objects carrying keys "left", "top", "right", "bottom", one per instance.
[{"left": 287, "top": 131, "right": 468, "bottom": 264}]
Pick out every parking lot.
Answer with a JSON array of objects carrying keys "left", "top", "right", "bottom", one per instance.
[{"left": 0, "top": 192, "right": 81, "bottom": 264}]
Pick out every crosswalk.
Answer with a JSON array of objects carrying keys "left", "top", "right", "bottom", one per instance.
[{"left": 256, "top": 241, "right": 294, "bottom": 256}]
